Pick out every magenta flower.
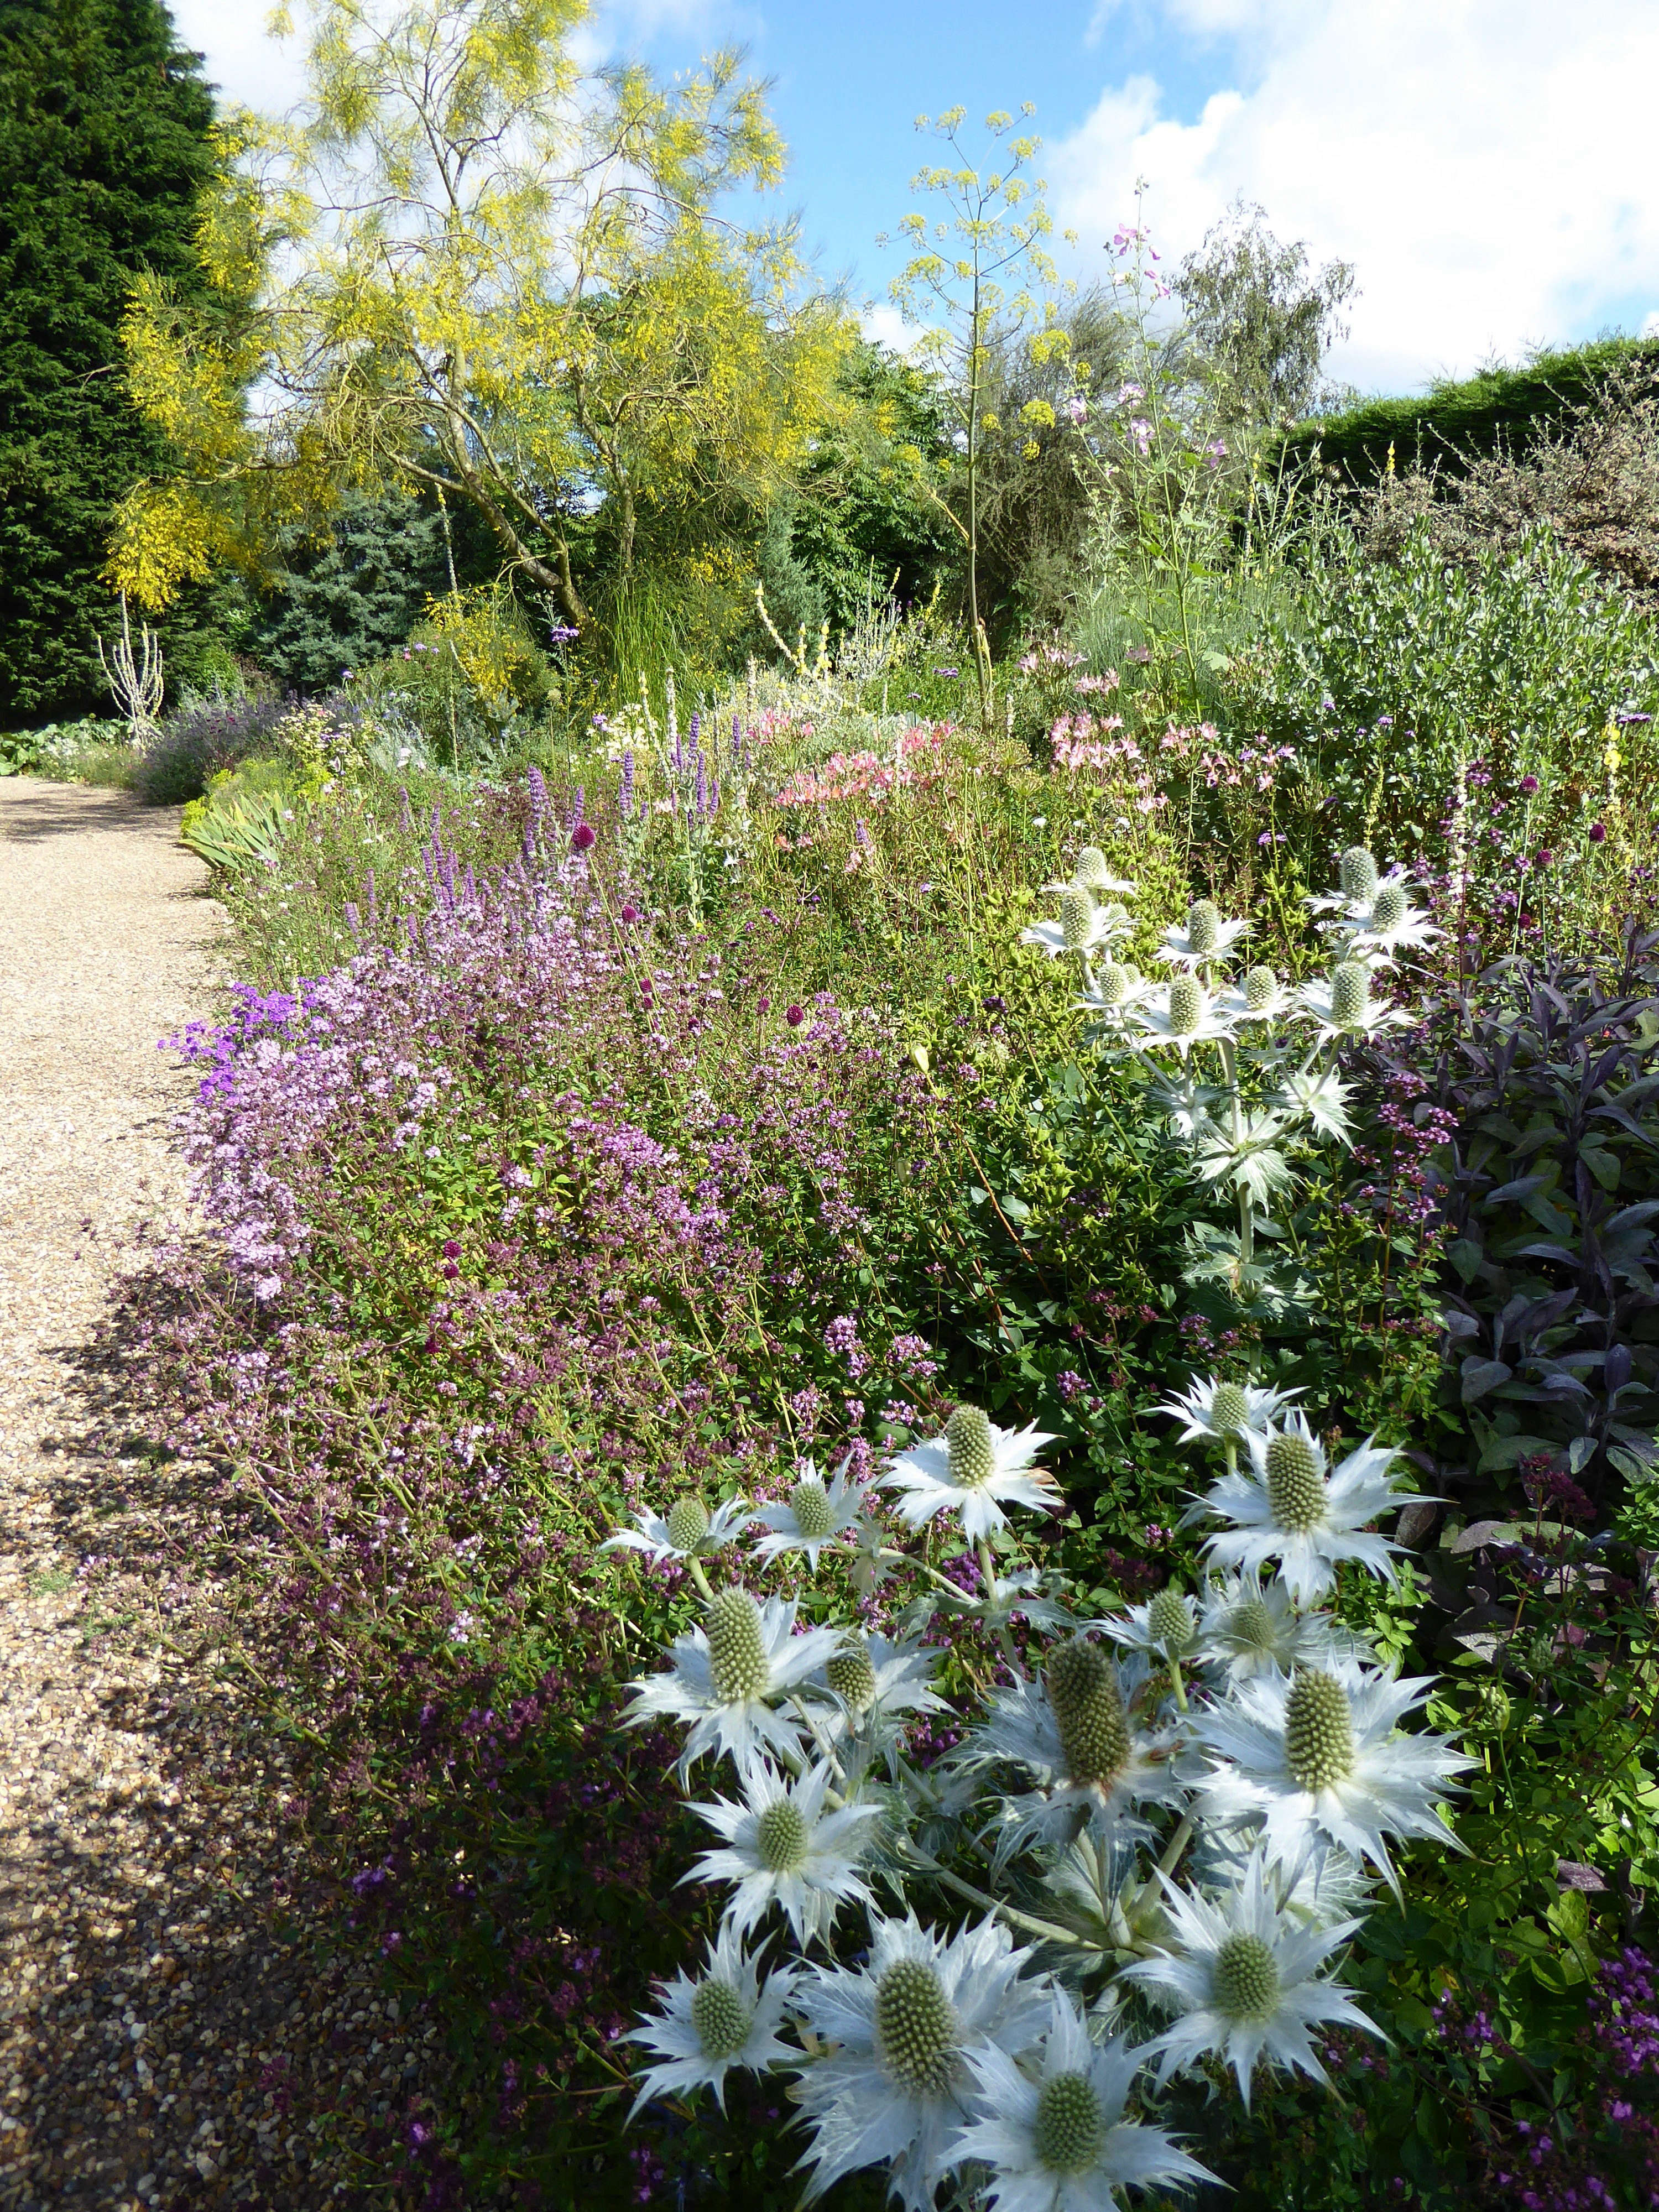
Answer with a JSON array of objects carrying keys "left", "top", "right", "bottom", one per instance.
[
  {"left": 620, "top": 902, "right": 640, "bottom": 924},
  {"left": 1536, "top": 849, "right": 1553, "bottom": 868},
  {"left": 786, "top": 1005, "right": 804, "bottom": 1027},
  {"left": 571, "top": 823, "right": 597, "bottom": 851},
  {"left": 1520, "top": 775, "right": 1538, "bottom": 795},
  {"left": 1589, "top": 821, "right": 1607, "bottom": 843}
]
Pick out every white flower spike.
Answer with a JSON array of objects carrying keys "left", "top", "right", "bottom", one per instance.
[
  {"left": 954, "top": 1987, "right": 1214, "bottom": 2212},
  {"left": 624, "top": 1589, "right": 843, "bottom": 1778},
  {"left": 751, "top": 1454, "right": 868, "bottom": 1570},
  {"left": 881, "top": 1406, "right": 1061, "bottom": 1541},
  {"left": 622, "top": 1921, "right": 799, "bottom": 2116},
  {"left": 687, "top": 1759, "right": 882, "bottom": 1948},
  {"left": 1125, "top": 1846, "right": 1380, "bottom": 2108}
]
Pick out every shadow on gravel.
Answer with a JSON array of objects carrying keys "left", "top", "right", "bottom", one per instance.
[
  {"left": 0, "top": 1323, "right": 430, "bottom": 2212},
  {"left": 0, "top": 784, "right": 148, "bottom": 845}
]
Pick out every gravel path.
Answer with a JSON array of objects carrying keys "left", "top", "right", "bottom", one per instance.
[{"left": 0, "top": 784, "right": 415, "bottom": 2211}]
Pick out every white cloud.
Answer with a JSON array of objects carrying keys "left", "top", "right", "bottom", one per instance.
[
  {"left": 170, "top": 2, "right": 310, "bottom": 117},
  {"left": 1051, "top": 0, "right": 1659, "bottom": 393}
]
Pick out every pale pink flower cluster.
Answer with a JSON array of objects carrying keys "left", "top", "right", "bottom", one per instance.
[
  {"left": 1160, "top": 724, "right": 1299, "bottom": 795},
  {"left": 772, "top": 723, "right": 947, "bottom": 811},
  {"left": 1047, "top": 714, "right": 1168, "bottom": 814}
]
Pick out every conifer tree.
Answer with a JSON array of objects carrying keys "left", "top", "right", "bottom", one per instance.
[{"left": 0, "top": 0, "right": 218, "bottom": 723}]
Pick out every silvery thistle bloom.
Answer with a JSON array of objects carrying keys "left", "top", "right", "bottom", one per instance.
[
  {"left": 1157, "top": 1373, "right": 1301, "bottom": 1448},
  {"left": 1298, "top": 959, "right": 1408, "bottom": 1045},
  {"left": 1021, "top": 885, "right": 1129, "bottom": 962},
  {"left": 812, "top": 1631, "right": 950, "bottom": 1745},
  {"left": 1194, "top": 1656, "right": 1473, "bottom": 1895},
  {"left": 1076, "top": 960, "right": 1153, "bottom": 1041},
  {"left": 1157, "top": 898, "right": 1250, "bottom": 972},
  {"left": 1219, "top": 963, "right": 1295, "bottom": 1024},
  {"left": 1271, "top": 1063, "right": 1355, "bottom": 1145},
  {"left": 1186, "top": 1411, "right": 1428, "bottom": 1605},
  {"left": 965, "top": 1642, "right": 1186, "bottom": 1858},
  {"left": 1324, "top": 875, "right": 1441, "bottom": 966},
  {"left": 1046, "top": 846, "right": 1138, "bottom": 898},
  {"left": 953, "top": 1988, "right": 1213, "bottom": 2212},
  {"left": 602, "top": 1490, "right": 754, "bottom": 1566},
  {"left": 622, "top": 1921, "right": 799, "bottom": 2116},
  {"left": 751, "top": 1455, "right": 868, "bottom": 1570},
  {"left": 789, "top": 1911, "right": 1051, "bottom": 2212},
  {"left": 1141, "top": 1071, "right": 1224, "bottom": 1142},
  {"left": 1124, "top": 1847, "right": 1380, "bottom": 2107},
  {"left": 1304, "top": 843, "right": 1385, "bottom": 917},
  {"left": 1098, "top": 1585, "right": 1201, "bottom": 1665},
  {"left": 625, "top": 1588, "right": 844, "bottom": 1778},
  {"left": 1131, "top": 974, "right": 1237, "bottom": 1060},
  {"left": 1196, "top": 1564, "right": 1358, "bottom": 1683},
  {"left": 881, "top": 1405, "right": 1061, "bottom": 1541},
  {"left": 687, "top": 1759, "right": 883, "bottom": 1947}
]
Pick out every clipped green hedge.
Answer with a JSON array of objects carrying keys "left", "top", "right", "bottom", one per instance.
[{"left": 1279, "top": 336, "right": 1659, "bottom": 486}]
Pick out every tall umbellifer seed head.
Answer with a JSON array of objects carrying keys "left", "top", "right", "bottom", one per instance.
[
  {"left": 1339, "top": 846, "right": 1379, "bottom": 902},
  {"left": 1186, "top": 898, "right": 1222, "bottom": 954},
  {"left": 1046, "top": 1639, "right": 1131, "bottom": 1787},
  {"left": 1076, "top": 845, "right": 1114, "bottom": 890},
  {"left": 946, "top": 1405, "right": 996, "bottom": 1490},
  {"left": 754, "top": 1796, "right": 810, "bottom": 1874},
  {"left": 704, "top": 1588, "right": 769, "bottom": 1704},
  {"left": 1061, "top": 886, "right": 1096, "bottom": 951},
  {"left": 1209, "top": 1380, "right": 1251, "bottom": 1437},
  {"left": 874, "top": 1958, "right": 959, "bottom": 2095},
  {"left": 1168, "top": 974, "right": 1205, "bottom": 1035},
  {"left": 1371, "top": 880, "right": 1407, "bottom": 930},
  {"left": 789, "top": 1477, "right": 836, "bottom": 1542},
  {"left": 1285, "top": 1667, "right": 1357, "bottom": 1790},
  {"left": 665, "top": 1495, "right": 710, "bottom": 1552},
  {"left": 1231, "top": 1596, "right": 1277, "bottom": 1650},
  {"left": 1244, "top": 964, "right": 1279, "bottom": 1012},
  {"left": 1212, "top": 1931, "right": 1281, "bottom": 2022},
  {"left": 690, "top": 1978, "right": 753, "bottom": 2061},
  {"left": 827, "top": 1636, "right": 878, "bottom": 1715},
  {"left": 1330, "top": 961, "right": 1370, "bottom": 1027},
  {"left": 1146, "top": 1587, "right": 1196, "bottom": 1655},
  {"left": 1097, "top": 962, "right": 1134, "bottom": 1007},
  {"left": 1265, "top": 1430, "right": 1327, "bottom": 1532},
  {"left": 1031, "top": 2070, "right": 1106, "bottom": 2175}
]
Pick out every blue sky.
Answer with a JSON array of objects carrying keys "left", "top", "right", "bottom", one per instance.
[{"left": 175, "top": 1, "right": 1659, "bottom": 397}]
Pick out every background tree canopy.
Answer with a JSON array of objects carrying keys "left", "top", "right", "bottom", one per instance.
[{"left": 0, "top": 0, "right": 223, "bottom": 724}]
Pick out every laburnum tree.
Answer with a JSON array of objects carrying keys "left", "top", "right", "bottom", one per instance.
[
  {"left": 108, "top": 0, "right": 852, "bottom": 671},
  {"left": 0, "top": 0, "right": 221, "bottom": 723}
]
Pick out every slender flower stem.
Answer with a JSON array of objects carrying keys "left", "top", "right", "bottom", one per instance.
[{"left": 1157, "top": 1813, "right": 1194, "bottom": 1878}]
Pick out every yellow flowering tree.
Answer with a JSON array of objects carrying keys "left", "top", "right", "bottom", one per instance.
[{"left": 109, "top": 0, "right": 850, "bottom": 645}]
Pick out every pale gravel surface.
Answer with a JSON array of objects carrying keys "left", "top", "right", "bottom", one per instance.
[{"left": 0, "top": 782, "right": 424, "bottom": 2210}]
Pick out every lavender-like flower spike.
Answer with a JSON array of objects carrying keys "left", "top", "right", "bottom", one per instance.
[{"left": 620, "top": 748, "right": 634, "bottom": 815}]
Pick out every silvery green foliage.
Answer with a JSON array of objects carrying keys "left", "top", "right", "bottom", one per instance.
[
  {"left": 1048, "top": 846, "right": 1431, "bottom": 1308},
  {"left": 614, "top": 1401, "right": 1464, "bottom": 2207}
]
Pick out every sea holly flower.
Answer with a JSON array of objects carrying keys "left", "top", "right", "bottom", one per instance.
[
  {"left": 622, "top": 1922, "right": 800, "bottom": 2115},
  {"left": 953, "top": 1987, "right": 1213, "bottom": 2211},
  {"left": 789, "top": 1911, "right": 1050, "bottom": 2212},
  {"left": 1195, "top": 1565, "right": 1357, "bottom": 1683},
  {"left": 1131, "top": 974, "right": 1237, "bottom": 1057},
  {"left": 687, "top": 1760, "right": 883, "bottom": 1947},
  {"left": 812, "top": 1631, "right": 949, "bottom": 1745},
  {"left": 964, "top": 1641, "right": 1185, "bottom": 1855},
  {"left": 1306, "top": 844, "right": 1383, "bottom": 915},
  {"left": 1194, "top": 1657, "right": 1473, "bottom": 1895},
  {"left": 1124, "top": 1847, "right": 1379, "bottom": 2107},
  {"left": 1157, "top": 899, "right": 1250, "bottom": 971},
  {"left": 1327, "top": 876, "right": 1441, "bottom": 964},
  {"left": 1220, "top": 963, "right": 1294, "bottom": 1022},
  {"left": 1298, "top": 959, "right": 1408, "bottom": 1044},
  {"left": 1099, "top": 1585, "right": 1199, "bottom": 1662},
  {"left": 1020, "top": 885, "right": 1129, "bottom": 962},
  {"left": 751, "top": 1455, "right": 868, "bottom": 1569},
  {"left": 1141, "top": 1072, "right": 1225, "bottom": 1142},
  {"left": 1157, "top": 1373, "right": 1301, "bottom": 1448},
  {"left": 1066, "top": 845, "right": 1138, "bottom": 896},
  {"left": 1271, "top": 1064, "right": 1355, "bottom": 1145},
  {"left": 1076, "top": 961, "right": 1152, "bottom": 1037},
  {"left": 625, "top": 1589, "right": 844, "bottom": 1778},
  {"left": 602, "top": 1491, "right": 754, "bottom": 1565},
  {"left": 881, "top": 1406, "right": 1061, "bottom": 1540},
  {"left": 1186, "top": 1412, "right": 1428, "bottom": 1604}
]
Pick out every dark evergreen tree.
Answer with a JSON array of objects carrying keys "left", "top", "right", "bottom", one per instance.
[
  {"left": 248, "top": 492, "right": 453, "bottom": 694},
  {"left": 0, "top": 0, "right": 219, "bottom": 724}
]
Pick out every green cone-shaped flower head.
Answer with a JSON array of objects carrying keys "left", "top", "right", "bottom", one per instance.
[
  {"left": 1244, "top": 963, "right": 1280, "bottom": 1011},
  {"left": 1212, "top": 1931, "right": 1281, "bottom": 2022},
  {"left": 1147, "top": 1586, "right": 1197, "bottom": 1655},
  {"left": 946, "top": 1405, "right": 996, "bottom": 1489},
  {"left": 1339, "top": 846, "right": 1379, "bottom": 902},
  {"left": 1032, "top": 2070, "right": 1107, "bottom": 2174},
  {"left": 705, "top": 1588, "right": 769, "bottom": 1703},
  {"left": 1232, "top": 1596, "right": 1277, "bottom": 1650},
  {"left": 1047, "top": 1638, "right": 1131, "bottom": 1787},
  {"left": 1371, "top": 880, "right": 1407, "bottom": 930},
  {"left": 1265, "top": 1430, "right": 1327, "bottom": 1532},
  {"left": 691, "top": 1976, "right": 753, "bottom": 2060},
  {"left": 1209, "top": 1380, "right": 1251, "bottom": 1437},
  {"left": 1330, "top": 961, "right": 1371, "bottom": 1027},
  {"left": 665, "top": 1495, "right": 709, "bottom": 1552},
  {"left": 1186, "top": 898, "right": 1222, "bottom": 954},
  {"left": 827, "top": 1636, "right": 878, "bottom": 1715},
  {"left": 1061, "top": 886, "right": 1097, "bottom": 951},
  {"left": 755, "top": 1795, "right": 810, "bottom": 1874},
  {"left": 1285, "top": 1666, "right": 1357, "bottom": 1790},
  {"left": 1076, "top": 845, "right": 1115, "bottom": 891},
  {"left": 1168, "top": 974, "right": 1205, "bottom": 1035},
  {"left": 875, "top": 1958, "right": 959, "bottom": 2094},
  {"left": 1097, "top": 961, "right": 1134, "bottom": 1007},
  {"left": 789, "top": 1475, "right": 835, "bottom": 1541}
]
